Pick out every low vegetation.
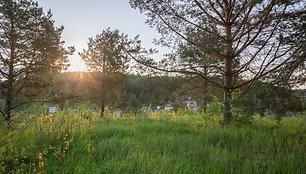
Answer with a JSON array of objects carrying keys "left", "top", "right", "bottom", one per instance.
[{"left": 1, "top": 107, "right": 305, "bottom": 173}]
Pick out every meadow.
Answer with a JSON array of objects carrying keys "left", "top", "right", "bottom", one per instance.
[{"left": 0, "top": 107, "right": 305, "bottom": 174}]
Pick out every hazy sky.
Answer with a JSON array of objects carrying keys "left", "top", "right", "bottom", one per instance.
[{"left": 36, "top": 0, "right": 167, "bottom": 71}]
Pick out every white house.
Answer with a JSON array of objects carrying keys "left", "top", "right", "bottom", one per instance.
[
  {"left": 184, "top": 100, "right": 198, "bottom": 110},
  {"left": 164, "top": 103, "right": 174, "bottom": 110},
  {"left": 48, "top": 106, "right": 57, "bottom": 113}
]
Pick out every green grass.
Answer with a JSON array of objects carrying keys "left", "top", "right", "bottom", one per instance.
[{"left": 0, "top": 109, "right": 305, "bottom": 174}]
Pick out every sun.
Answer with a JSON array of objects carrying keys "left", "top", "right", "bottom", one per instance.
[{"left": 67, "top": 55, "right": 87, "bottom": 72}]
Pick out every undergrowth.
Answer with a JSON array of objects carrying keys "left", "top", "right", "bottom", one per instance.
[{"left": 0, "top": 108, "right": 305, "bottom": 173}]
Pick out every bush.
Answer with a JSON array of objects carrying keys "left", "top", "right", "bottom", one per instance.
[
  {"left": 206, "top": 98, "right": 223, "bottom": 116},
  {"left": 231, "top": 108, "right": 253, "bottom": 126},
  {"left": 233, "top": 82, "right": 304, "bottom": 118}
]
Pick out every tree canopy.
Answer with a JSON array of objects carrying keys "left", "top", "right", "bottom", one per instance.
[
  {"left": 129, "top": 0, "right": 306, "bottom": 123},
  {"left": 0, "top": 0, "right": 72, "bottom": 124},
  {"left": 80, "top": 28, "right": 140, "bottom": 116}
]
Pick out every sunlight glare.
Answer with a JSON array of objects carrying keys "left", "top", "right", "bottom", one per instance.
[{"left": 67, "top": 55, "right": 87, "bottom": 72}]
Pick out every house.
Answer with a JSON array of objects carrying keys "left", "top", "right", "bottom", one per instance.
[
  {"left": 183, "top": 100, "right": 198, "bottom": 110},
  {"left": 164, "top": 103, "right": 174, "bottom": 110},
  {"left": 48, "top": 106, "right": 57, "bottom": 113},
  {"left": 115, "top": 109, "right": 123, "bottom": 117}
]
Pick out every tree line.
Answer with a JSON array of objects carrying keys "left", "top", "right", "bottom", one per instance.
[
  {"left": 52, "top": 72, "right": 305, "bottom": 115},
  {"left": 0, "top": 0, "right": 305, "bottom": 125}
]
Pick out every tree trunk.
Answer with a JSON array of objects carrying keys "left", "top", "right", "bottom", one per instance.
[
  {"left": 223, "top": 70, "right": 232, "bottom": 124},
  {"left": 223, "top": 57, "right": 233, "bottom": 124},
  {"left": 203, "top": 98, "right": 207, "bottom": 113},
  {"left": 100, "top": 101, "right": 105, "bottom": 117},
  {"left": 100, "top": 81, "right": 105, "bottom": 117},
  {"left": 100, "top": 74, "right": 105, "bottom": 117},
  {"left": 100, "top": 59, "right": 106, "bottom": 117},
  {"left": 4, "top": 62, "right": 13, "bottom": 124},
  {"left": 4, "top": 70, "right": 13, "bottom": 125},
  {"left": 203, "top": 64, "right": 208, "bottom": 113},
  {"left": 5, "top": 23, "right": 16, "bottom": 125},
  {"left": 223, "top": 7, "right": 234, "bottom": 124},
  {"left": 4, "top": 77, "right": 13, "bottom": 124},
  {"left": 4, "top": 97, "right": 12, "bottom": 124},
  {"left": 4, "top": 62, "right": 14, "bottom": 125}
]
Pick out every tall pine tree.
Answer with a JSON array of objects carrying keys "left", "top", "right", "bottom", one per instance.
[
  {"left": 0, "top": 0, "right": 71, "bottom": 124},
  {"left": 129, "top": 0, "right": 305, "bottom": 123}
]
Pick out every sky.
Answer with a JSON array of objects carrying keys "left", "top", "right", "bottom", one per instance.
[{"left": 36, "top": 0, "right": 167, "bottom": 71}]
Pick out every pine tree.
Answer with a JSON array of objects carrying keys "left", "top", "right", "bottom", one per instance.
[{"left": 0, "top": 0, "right": 71, "bottom": 124}]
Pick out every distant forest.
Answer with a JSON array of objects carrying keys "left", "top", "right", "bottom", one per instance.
[{"left": 11, "top": 72, "right": 301, "bottom": 116}]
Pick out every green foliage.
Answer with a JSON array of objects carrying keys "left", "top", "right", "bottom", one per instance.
[
  {"left": 17, "top": 103, "right": 49, "bottom": 116},
  {"left": 129, "top": 0, "right": 305, "bottom": 124},
  {"left": 53, "top": 73, "right": 183, "bottom": 111},
  {"left": 0, "top": 99, "right": 4, "bottom": 112},
  {"left": 80, "top": 28, "right": 132, "bottom": 74},
  {"left": 206, "top": 97, "right": 222, "bottom": 116},
  {"left": 0, "top": 0, "right": 72, "bottom": 122},
  {"left": 1, "top": 110, "right": 305, "bottom": 173},
  {"left": 0, "top": 108, "right": 98, "bottom": 173},
  {"left": 123, "top": 75, "right": 179, "bottom": 109},
  {"left": 231, "top": 107, "right": 253, "bottom": 126},
  {"left": 233, "top": 82, "right": 304, "bottom": 117},
  {"left": 302, "top": 98, "right": 306, "bottom": 109}
]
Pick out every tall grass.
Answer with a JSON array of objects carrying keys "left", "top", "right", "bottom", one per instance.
[
  {"left": 0, "top": 106, "right": 98, "bottom": 173},
  {"left": 0, "top": 108, "right": 305, "bottom": 173}
]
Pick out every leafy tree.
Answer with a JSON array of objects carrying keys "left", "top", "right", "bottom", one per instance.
[
  {"left": 233, "top": 82, "right": 304, "bottom": 118},
  {"left": 122, "top": 75, "right": 179, "bottom": 110},
  {"left": 80, "top": 28, "right": 134, "bottom": 116},
  {"left": 129, "top": 0, "right": 305, "bottom": 123},
  {"left": 0, "top": 0, "right": 72, "bottom": 124},
  {"left": 173, "top": 28, "right": 223, "bottom": 112}
]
